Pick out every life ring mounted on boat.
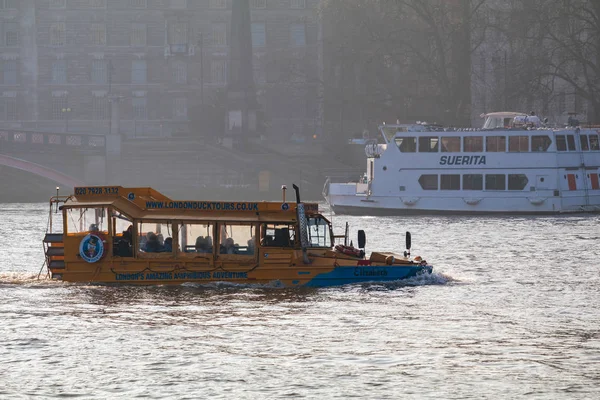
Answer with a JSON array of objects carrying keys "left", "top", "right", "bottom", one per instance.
[
  {"left": 335, "top": 244, "right": 364, "bottom": 258},
  {"left": 79, "top": 233, "right": 107, "bottom": 263}
]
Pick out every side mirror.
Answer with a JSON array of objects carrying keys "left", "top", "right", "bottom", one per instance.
[
  {"left": 358, "top": 230, "right": 366, "bottom": 249},
  {"left": 406, "top": 231, "right": 411, "bottom": 250}
]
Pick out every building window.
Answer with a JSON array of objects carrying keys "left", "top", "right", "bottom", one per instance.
[
  {"left": 2, "top": 97, "right": 17, "bottom": 120},
  {"left": 51, "top": 60, "right": 67, "bottom": 84},
  {"left": 131, "top": 23, "right": 147, "bottom": 47},
  {"left": 211, "top": 60, "right": 227, "bottom": 84},
  {"left": 132, "top": 97, "right": 147, "bottom": 119},
  {"left": 418, "top": 175, "right": 438, "bottom": 190},
  {"left": 486, "top": 136, "right": 506, "bottom": 152},
  {"left": 508, "top": 174, "right": 529, "bottom": 191},
  {"left": 290, "top": 23, "right": 306, "bottom": 46},
  {"left": 92, "top": 95, "right": 109, "bottom": 120},
  {"left": 464, "top": 136, "right": 483, "bottom": 152},
  {"left": 508, "top": 136, "right": 529, "bottom": 152},
  {"left": 418, "top": 136, "right": 439, "bottom": 152},
  {"left": 168, "top": 21, "right": 188, "bottom": 51},
  {"left": 89, "top": 0, "right": 106, "bottom": 8},
  {"left": 49, "top": 0, "right": 66, "bottom": 8},
  {"left": 212, "top": 23, "right": 227, "bottom": 46},
  {"left": 441, "top": 174, "right": 460, "bottom": 190},
  {"left": 91, "top": 60, "right": 108, "bottom": 84},
  {"left": 131, "top": 60, "right": 147, "bottom": 84},
  {"left": 485, "top": 174, "right": 506, "bottom": 190},
  {"left": 210, "top": 0, "right": 226, "bottom": 9},
  {"left": 173, "top": 97, "right": 187, "bottom": 120},
  {"left": 129, "top": 0, "right": 146, "bottom": 7},
  {"left": 290, "top": 0, "right": 306, "bottom": 9},
  {"left": 172, "top": 60, "right": 187, "bottom": 84},
  {"left": 4, "top": 23, "right": 19, "bottom": 47},
  {"left": 251, "top": 23, "right": 266, "bottom": 47},
  {"left": 463, "top": 174, "right": 483, "bottom": 190},
  {"left": 251, "top": 0, "right": 266, "bottom": 8},
  {"left": 91, "top": 23, "right": 106, "bottom": 46},
  {"left": 3, "top": 60, "right": 17, "bottom": 85},
  {"left": 0, "top": 0, "right": 18, "bottom": 9},
  {"left": 170, "top": 0, "right": 186, "bottom": 8},
  {"left": 50, "top": 23, "right": 66, "bottom": 46},
  {"left": 51, "top": 95, "right": 67, "bottom": 120}
]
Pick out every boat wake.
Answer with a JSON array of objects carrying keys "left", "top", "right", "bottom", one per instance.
[
  {"left": 0, "top": 272, "right": 60, "bottom": 287},
  {"left": 356, "top": 271, "right": 454, "bottom": 291}
]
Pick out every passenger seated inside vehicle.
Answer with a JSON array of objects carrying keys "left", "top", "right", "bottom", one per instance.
[
  {"left": 114, "top": 225, "right": 133, "bottom": 257},
  {"left": 273, "top": 228, "right": 289, "bottom": 247},
  {"left": 195, "top": 236, "right": 211, "bottom": 253},
  {"left": 163, "top": 237, "right": 173, "bottom": 252},
  {"left": 144, "top": 232, "right": 163, "bottom": 253},
  {"left": 220, "top": 237, "right": 237, "bottom": 254}
]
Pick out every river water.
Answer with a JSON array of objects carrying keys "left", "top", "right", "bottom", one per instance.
[{"left": 0, "top": 203, "right": 599, "bottom": 399}]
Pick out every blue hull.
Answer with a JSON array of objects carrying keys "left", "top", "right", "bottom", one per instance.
[{"left": 303, "top": 265, "right": 433, "bottom": 287}]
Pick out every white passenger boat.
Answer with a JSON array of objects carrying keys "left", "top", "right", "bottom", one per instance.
[{"left": 323, "top": 112, "right": 600, "bottom": 215}]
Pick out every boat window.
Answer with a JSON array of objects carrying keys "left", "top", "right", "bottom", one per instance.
[
  {"left": 180, "top": 222, "right": 213, "bottom": 254},
  {"left": 483, "top": 116, "right": 507, "bottom": 130},
  {"left": 509, "top": 136, "right": 529, "bottom": 152},
  {"left": 418, "top": 174, "right": 438, "bottom": 190},
  {"left": 486, "top": 136, "right": 506, "bottom": 152},
  {"left": 418, "top": 136, "right": 439, "bottom": 152},
  {"left": 508, "top": 174, "right": 529, "bottom": 190},
  {"left": 532, "top": 135, "right": 551, "bottom": 152},
  {"left": 485, "top": 174, "right": 506, "bottom": 190},
  {"left": 567, "top": 135, "right": 576, "bottom": 151},
  {"left": 463, "top": 174, "right": 483, "bottom": 190},
  {"left": 138, "top": 221, "right": 173, "bottom": 254},
  {"left": 261, "top": 223, "right": 296, "bottom": 248},
  {"left": 441, "top": 174, "right": 460, "bottom": 190},
  {"left": 441, "top": 137, "right": 460, "bottom": 152},
  {"left": 464, "top": 136, "right": 483, "bottom": 152},
  {"left": 590, "top": 134, "right": 600, "bottom": 151},
  {"left": 218, "top": 223, "right": 255, "bottom": 255},
  {"left": 395, "top": 137, "right": 416, "bottom": 152},
  {"left": 580, "top": 135, "right": 590, "bottom": 151},
  {"left": 556, "top": 135, "right": 567, "bottom": 151},
  {"left": 306, "top": 216, "right": 332, "bottom": 248},
  {"left": 112, "top": 211, "right": 133, "bottom": 257},
  {"left": 66, "top": 207, "right": 108, "bottom": 235}
]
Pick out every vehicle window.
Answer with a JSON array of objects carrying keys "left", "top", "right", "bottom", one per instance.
[
  {"left": 567, "top": 135, "right": 576, "bottom": 151},
  {"left": 485, "top": 174, "right": 506, "bottom": 190},
  {"left": 419, "top": 174, "right": 438, "bottom": 190},
  {"left": 66, "top": 207, "right": 108, "bottom": 234},
  {"left": 261, "top": 223, "right": 296, "bottom": 248},
  {"left": 508, "top": 174, "right": 529, "bottom": 190},
  {"left": 395, "top": 137, "right": 416, "bottom": 152},
  {"left": 441, "top": 174, "right": 460, "bottom": 190},
  {"left": 556, "top": 135, "right": 567, "bottom": 151},
  {"left": 218, "top": 223, "right": 255, "bottom": 256},
  {"left": 590, "top": 134, "right": 600, "bottom": 151},
  {"left": 180, "top": 222, "right": 213, "bottom": 254},
  {"left": 580, "top": 135, "right": 590, "bottom": 151},
  {"left": 463, "top": 174, "right": 483, "bottom": 190},
  {"left": 464, "top": 136, "right": 483, "bottom": 152},
  {"left": 508, "top": 136, "right": 529, "bottom": 152},
  {"left": 532, "top": 135, "right": 551, "bottom": 152},
  {"left": 418, "top": 136, "right": 439, "bottom": 152},
  {"left": 138, "top": 221, "right": 173, "bottom": 254},
  {"left": 306, "top": 216, "right": 332, "bottom": 248},
  {"left": 486, "top": 136, "right": 506, "bottom": 152},
  {"left": 441, "top": 137, "right": 460, "bottom": 152}
]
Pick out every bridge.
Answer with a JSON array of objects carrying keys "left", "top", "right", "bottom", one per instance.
[{"left": 0, "top": 128, "right": 360, "bottom": 202}]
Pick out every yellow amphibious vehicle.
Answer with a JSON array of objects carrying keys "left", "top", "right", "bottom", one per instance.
[{"left": 43, "top": 185, "right": 432, "bottom": 287}]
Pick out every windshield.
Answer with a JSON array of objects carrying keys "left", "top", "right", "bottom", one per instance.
[{"left": 306, "top": 216, "right": 332, "bottom": 248}]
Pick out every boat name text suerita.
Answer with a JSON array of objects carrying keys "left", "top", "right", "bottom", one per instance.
[{"left": 439, "top": 155, "right": 486, "bottom": 165}]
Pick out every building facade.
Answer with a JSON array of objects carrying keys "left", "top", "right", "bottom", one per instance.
[{"left": 0, "top": 0, "right": 321, "bottom": 139}]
